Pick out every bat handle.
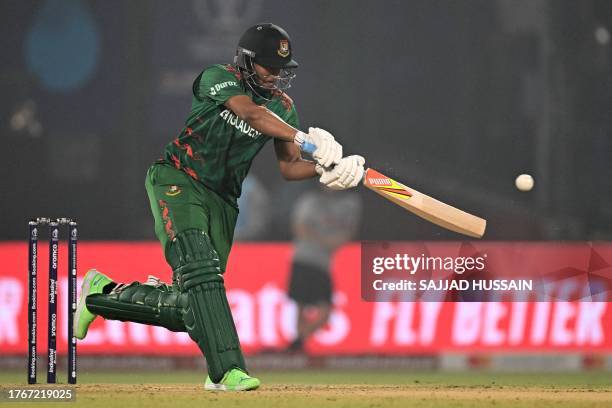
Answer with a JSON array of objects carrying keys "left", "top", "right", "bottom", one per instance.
[
  {"left": 360, "top": 167, "right": 370, "bottom": 184},
  {"left": 299, "top": 141, "right": 317, "bottom": 154},
  {"left": 299, "top": 140, "right": 369, "bottom": 184},
  {"left": 300, "top": 141, "right": 369, "bottom": 184}
]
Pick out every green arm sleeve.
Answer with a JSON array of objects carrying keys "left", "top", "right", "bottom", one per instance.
[{"left": 198, "top": 65, "right": 247, "bottom": 106}]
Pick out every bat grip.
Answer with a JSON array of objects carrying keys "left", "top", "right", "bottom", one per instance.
[
  {"left": 300, "top": 141, "right": 317, "bottom": 154},
  {"left": 300, "top": 141, "right": 369, "bottom": 184},
  {"left": 360, "top": 167, "right": 370, "bottom": 184}
]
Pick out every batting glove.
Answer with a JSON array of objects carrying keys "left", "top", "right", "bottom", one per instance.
[
  {"left": 318, "top": 155, "right": 365, "bottom": 190},
  {"left": 294, "top": 127, "right": 343, "bottom": 168}
]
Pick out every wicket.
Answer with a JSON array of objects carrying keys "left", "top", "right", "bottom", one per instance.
[{"left": 27, "top": 217, "right": 78, "bottom": 384}]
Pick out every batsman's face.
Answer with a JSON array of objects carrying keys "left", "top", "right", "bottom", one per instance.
[{"left": 253, "top": 63, "right": 281, "bottom": 88}]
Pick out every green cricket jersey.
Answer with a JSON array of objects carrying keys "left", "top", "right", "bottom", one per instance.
[{"left": 162, "top": 64, "right": 300, "bottom": 208}]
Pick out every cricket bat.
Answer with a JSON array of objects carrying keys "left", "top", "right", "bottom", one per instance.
[
  {"left": 299, "top": 141, "right": 486, "bottom": 237},
  {"left": 362, "top": 168, "right": 487, "bottom": 238}
]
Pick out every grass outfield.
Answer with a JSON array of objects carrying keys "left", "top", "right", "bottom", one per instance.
[{"left": 1, "top": 370, "right": 612, "bottom": 407}]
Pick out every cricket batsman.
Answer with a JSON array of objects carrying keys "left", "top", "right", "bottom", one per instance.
[{"left": 73, "top": 23, "right": 365, "bottom": 391}]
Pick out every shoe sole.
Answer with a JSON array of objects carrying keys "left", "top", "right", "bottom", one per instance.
[
  {"left": 204, "top": 383, "right": 260, "bottom": 391},
  {"left": 73, "top": 269, "right": 98, "bottom": 339},
  {"left": 204, "top": 383, "right": 227, "bottom": 391}
]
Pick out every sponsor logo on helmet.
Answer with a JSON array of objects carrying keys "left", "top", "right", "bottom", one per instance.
[{"left": 277, "top": 40, "right": 290, "bottom": 57}]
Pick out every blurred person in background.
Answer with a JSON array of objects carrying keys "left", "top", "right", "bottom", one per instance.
[
  {"left": 234, "top": 174, "right": 271, "bottom": 240},
  {"left": 71, "top": 23, "right": 365, "bottom": 391},
  {"left": 286, "top": 185, "right": 362, "bottom": 352}
]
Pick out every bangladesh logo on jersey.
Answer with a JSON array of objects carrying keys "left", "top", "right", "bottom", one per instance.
[
  {"left": 277, "top": 40, "right": 290, "bottom": 58},
  {"left": 165, "top": 185, "right": 182, "bottom": 197}
]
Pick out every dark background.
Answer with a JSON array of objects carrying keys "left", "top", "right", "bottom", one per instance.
[{"left": 2, "top": 0, "right": 611, "bottom": 241}]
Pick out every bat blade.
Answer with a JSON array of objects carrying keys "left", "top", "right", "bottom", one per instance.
[{"left": 363, "top": 168, "right": 487, "bottom": 238}]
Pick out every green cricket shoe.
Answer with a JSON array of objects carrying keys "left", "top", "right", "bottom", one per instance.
[
  {"left": 204, "top": 368, "right": 261, "bottom": 391},
  {"left": 74, "top": 269, "right": 113, "bottom": 340}
]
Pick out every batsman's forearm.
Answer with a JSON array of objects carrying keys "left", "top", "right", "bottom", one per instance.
[
  {"left": 279, "top": 159, "right": 318, "bottom": 181},
  {"left": 245, "top": 106, "right": 299, "bottom": 142}
]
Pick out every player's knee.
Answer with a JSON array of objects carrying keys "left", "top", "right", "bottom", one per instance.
[{"left": 170, "top": 229, "right": 222, "bottom": 291}]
